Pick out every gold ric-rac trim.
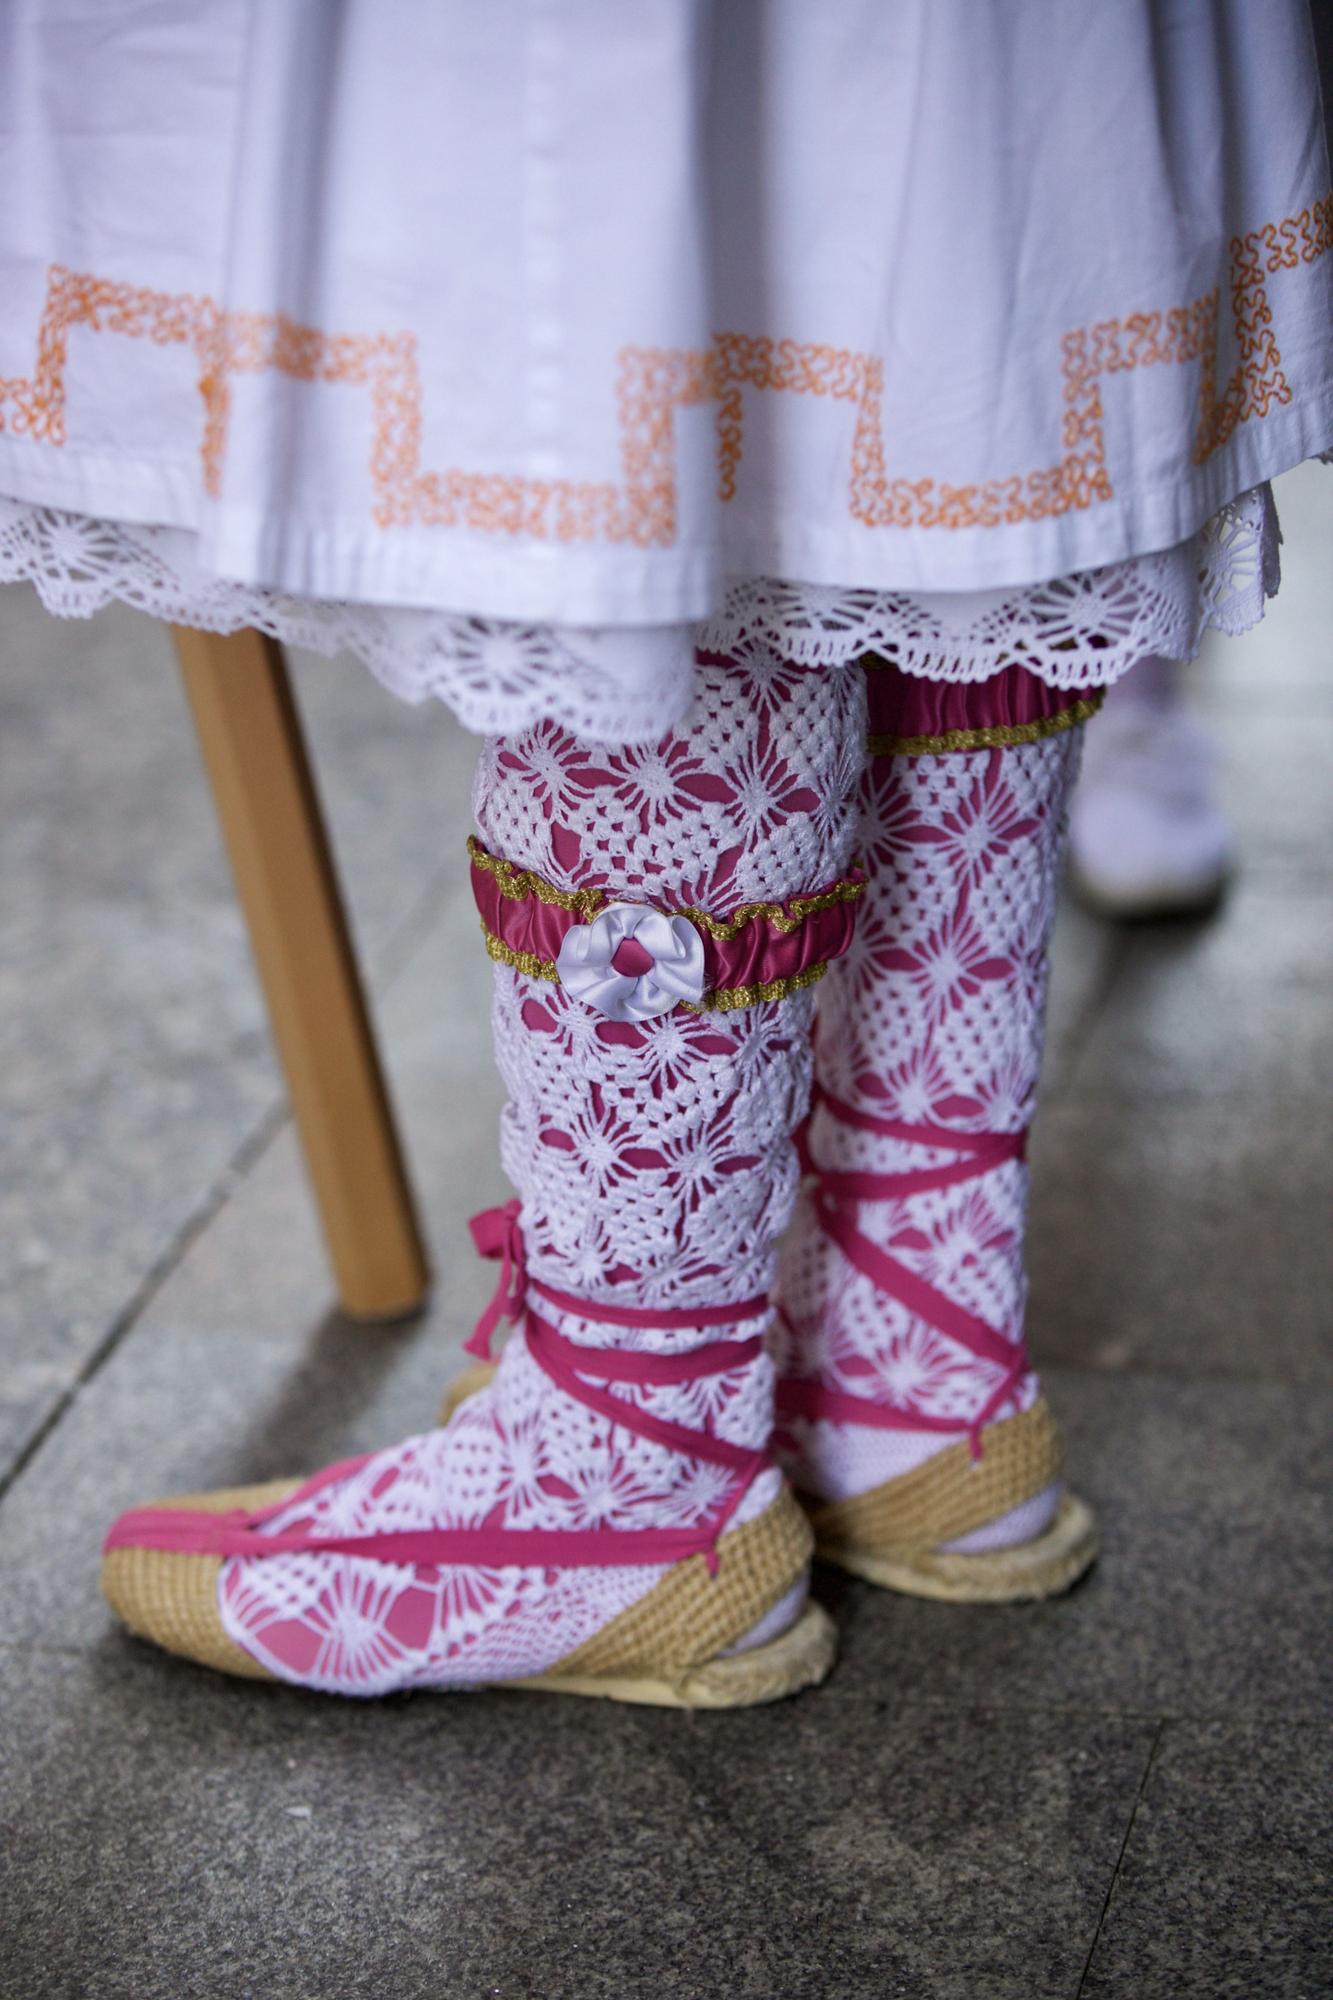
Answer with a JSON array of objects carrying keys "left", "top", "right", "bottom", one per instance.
[
  {"left": 685, "top": 962, "right": 830, "bottom": 1011},
  {"left": 479, "top": 918, "right": 828, "bottom": 1011},
  {"left": 867, "top": 691, "right": 1105, "bottom": 758},
  {"left": 480, "top": 925, "right": 559, "bottom": 983},
  {"left": 679, "top": 878, "right": 863, "bottom": 940},
  {"left": 468, "top": 836, "right": 605, "bottom": 919},
  {"left": 468, "top": 834, "right": 864, "bottom": 938}
]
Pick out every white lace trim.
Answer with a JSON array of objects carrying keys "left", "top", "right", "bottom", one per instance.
[
  {"left": 0, "top": 487, "right": 1279, "bottom": 744},
  {"left": 698, "top": 486, "right": 1281, "bottom": 686}
]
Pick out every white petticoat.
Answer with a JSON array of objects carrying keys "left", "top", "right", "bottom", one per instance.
[{"left": 0, "top": 485, "right": 1280, "bottom": 743}]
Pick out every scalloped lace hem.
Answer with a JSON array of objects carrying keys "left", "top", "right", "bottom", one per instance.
[{"left": 0, "top": 486, "right": 1280, "bottom": 743}]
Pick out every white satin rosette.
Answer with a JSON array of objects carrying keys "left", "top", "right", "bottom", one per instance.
[{"left": 555, "top": 903, "right": 706, "bottom": 1022}]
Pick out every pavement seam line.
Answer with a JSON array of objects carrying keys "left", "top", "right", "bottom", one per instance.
[
  {"left": 0, "top": 1099, "right": 289, "bottom": 1512},
  {"left": 1074, "top": 1716, "right": 1167, "bottom": 1999},
  {"left": 1044, "top": 923, "right": 1135, "bottom": 1104},
  {"left": 0, "top": 839, "right": 460, "bottom": 1513}
]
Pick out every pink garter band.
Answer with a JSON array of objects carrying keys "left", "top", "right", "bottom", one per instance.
[{"left": 468, "top": 836, "right": 866, "bottom": 1012}]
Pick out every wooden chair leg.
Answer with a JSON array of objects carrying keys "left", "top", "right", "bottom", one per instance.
[{"left": 173, "top": 624, "right": 430, "bottom": 1320}]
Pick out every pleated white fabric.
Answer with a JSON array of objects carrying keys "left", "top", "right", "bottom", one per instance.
[{"left": 0, "top": 0, "right": 1329, "bottom": 736}]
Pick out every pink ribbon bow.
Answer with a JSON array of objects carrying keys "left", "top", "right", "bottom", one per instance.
[{"left": 465, "top": 1199, "right": 527, "bottom": 1360}]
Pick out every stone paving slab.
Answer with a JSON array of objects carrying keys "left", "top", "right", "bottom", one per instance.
[
  {"left": 1065, "top": 880, "right": 1333, "bottom": 1104},
  {"left": 1081, "top": 1718, "right": 1333, "bottom": 2000},
  {"left": 0, "top": 1643, "right": 1157, "bottom": 2000},
  {"left": 1210, "top": 708, "right": 1333, "bottom": 879},
  {"left": 0, "top": 585, "right": 469, "bottom": 1481},
  {"left": 1027, "top": 1093, "right": 1333, "bottom": 1385},
  {"left": 0, "top": 909, "right": 501, "bottom": 1654},
  {"left": 817, "top": 1369, "right": 1332, "bottom": 1725}
]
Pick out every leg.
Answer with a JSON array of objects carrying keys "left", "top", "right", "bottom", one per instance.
[
  {"left": 775, "top": 666, "right": 1099, "bottom": 1599},
  {"left": 104, "top": 654, "right": 868, "bottom": 1699},
  {"left": 174, "top": 624, "right": 429, "bottom": 1321},
  {"left": 1068, "top": 652, "right": 1233, "bottom": 919}
]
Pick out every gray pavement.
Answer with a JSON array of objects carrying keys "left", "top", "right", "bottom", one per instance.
[{"left": 1, "top": 462, "right": 1330, "bottom": 1999}]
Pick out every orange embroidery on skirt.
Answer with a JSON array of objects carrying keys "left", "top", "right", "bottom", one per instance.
[
  {"left": 0, "top": 269, "right": 714, "bottom": 544},
  {"left": 0, "top": 196, "right": 1327, "bottom": 542},
  {"left": 713, "top": 203, "right": 1329, "bottom": 529}
]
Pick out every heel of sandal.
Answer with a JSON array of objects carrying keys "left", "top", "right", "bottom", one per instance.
[{"left": 822, "top": 1490, "right": 1098, "bottom": 1603}]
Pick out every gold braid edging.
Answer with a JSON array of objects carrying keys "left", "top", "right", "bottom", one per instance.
[
  {"left": 686, "top": 962, "right": 830, "bottom": 1012},
  {"left": 479, "top": 919, "right": 829, "bottom": 1010},
  {"left": 468, "top": 837, "right": 604, "bottom": 918},
  {"left": 678, "top": 879, "right": 863, "bottom": 939},
  {"left": 867, "top": 691, "right": 1105, "bottom": 758},
  {"left": 468, "top": 835, "right": 864, "bottom": 938},
  {"left": 480, "top": 927, "right": 559, "bottom": 983}
]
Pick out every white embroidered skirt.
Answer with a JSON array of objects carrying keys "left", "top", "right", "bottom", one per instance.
[{"left": 1, "top": 0, "right": 1329, "bottom": 739}]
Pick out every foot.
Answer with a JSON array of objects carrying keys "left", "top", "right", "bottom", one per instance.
[
  {"left": 1068, "top": 690, "right": 1233, "bottom": 919},
  {"left": 103, "top": 1296, "right": 833, "bottom": 1706},
  {"left": 773, "top": 1111, "right": 1099, "bottom": 1604}
]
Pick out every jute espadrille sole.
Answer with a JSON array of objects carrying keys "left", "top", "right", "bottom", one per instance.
[
  {"left": 101, "top": 1481, "right": 832, "bottom": 1706},
  {"left": 438, "top": 1360, "right": 498, "bottom": 1427},
  {"left": 500, "top": 1601, "right": 835, "bottom": 1707},
  {"left": 821, "top": 1491, "right": 1099, "bottom": 1603},
  {"left": 807, "top": 1399, "right": 1097, "bottom": 1602},
  {"left": 101, "top": 1478, "right": 299, "bottom": 1681}
]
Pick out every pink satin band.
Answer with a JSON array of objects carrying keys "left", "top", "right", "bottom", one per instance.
[
  {"left": 469, "top": 840, "right": 865, "bottom": 1008},
  {"left": 778, "top": 1089, "right": 1031, "bottom": 1457},
  {"left": 865, "top": 659, "right": 1101, "bottom": 749},
  {"left": 105, "top": 1205, "right": 774, "bottom": 1578}
]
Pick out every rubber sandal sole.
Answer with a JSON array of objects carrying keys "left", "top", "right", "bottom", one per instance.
[{"left": 819, "top": 1490, "right": 1099, "bottom": 1603}]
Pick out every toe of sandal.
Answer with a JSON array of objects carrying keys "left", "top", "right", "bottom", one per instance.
[
  {"left": 101, "top": 1480, "right": 300, "bottom": 1679},
  {"left": 101, "top": 1479, "right": 835, "bottom": 1704}
]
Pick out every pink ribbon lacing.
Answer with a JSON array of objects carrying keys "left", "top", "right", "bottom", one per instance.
[
  {"left": 776, "top": 1088, "right": 1031, "bottom": 1460},
  {"left": 105, "top": 1201, "right": 772, "bottom": 1579}
]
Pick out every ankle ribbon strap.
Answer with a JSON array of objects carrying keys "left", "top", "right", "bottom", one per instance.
[
  {"left": 466, "top": 1197, "right": 767, "bottom": 1358},
  {"left": 779, "top": 1088, "right": 1030, "bottom": 1459},
  {"left": 108, "top": 1206, "right": 772, "bottom": 1577}
]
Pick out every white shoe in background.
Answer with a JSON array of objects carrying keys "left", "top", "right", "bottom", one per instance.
[{"left": 1068, "top": 661, "right": 1234, "bottom": 920}]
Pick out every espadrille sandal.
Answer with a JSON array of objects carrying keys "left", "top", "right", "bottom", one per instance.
[
  {"left": 441, "top": 1361, "right": 1097, "bottom": 1602},
  {"left": 103, "top": 1207, "right": 834, "bottom": 1707},
  {"left": 775, "top": 1090, "right": 1099, "bottom": 1603}
]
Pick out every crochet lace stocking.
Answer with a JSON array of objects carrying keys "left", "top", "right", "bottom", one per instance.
[
  {"left": 774, "top": 729, "right": 1082, "bottom": 1550},
  {"left": 216, "top": 655, "right": 866, "bottom": 1690}
]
